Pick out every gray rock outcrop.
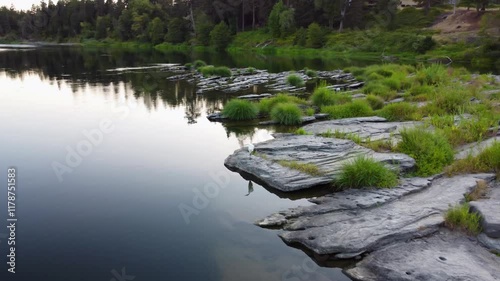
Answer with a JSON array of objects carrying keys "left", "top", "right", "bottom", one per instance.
[
  {"left": 301, "top": 117, "right": 420, "bottom": 142},
  {"left": 270, "top": 174, "right": 494, "bottom": 258},
  {"left": 224, "top": 135, "right": 415, "bottom": 192},
  {"left": 345, "top": 230, "right": 500, "bottom": 281},
  {"left": 470, "top": 186, "right": 500, "bottom": 239}
]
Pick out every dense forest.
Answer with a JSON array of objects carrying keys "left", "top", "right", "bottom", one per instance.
[{"left": 0, "top": 0, "right": 498, "bottom": 49}]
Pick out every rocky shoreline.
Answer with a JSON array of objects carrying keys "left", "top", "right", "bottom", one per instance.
[{"left": 224, "top": 116, "right": 500, "bottom": 280}]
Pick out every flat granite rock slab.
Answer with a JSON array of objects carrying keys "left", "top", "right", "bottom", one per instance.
[
  {"left": 345, "top": 230, "right": 500, "bottom": 281},
  {"left": 302, "top": 117, "right": 421, "bottom": 142},
  {"left": 470, "top": 186, "right": 500, "bottom": 239},
  {"left": 256, "top": 177, "right": 433, "bottom": 227},
  {"left": 278, "top": 174, "right": 495, "bottom": 257},
  {"left": 224, "top": 135, "right": 415, "bottom": 192}
]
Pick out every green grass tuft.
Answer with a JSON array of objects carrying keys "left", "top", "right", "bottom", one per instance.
[
  {"left": 336, "top": 156, "right": 399, "bottom": 189},
  {"left": 222, "top": 99, "right": 259, "bottom": 120},
  {"left": 278, "top": 160, "right": 323, "bottom": 176},
  {"left": 295, "top": 128, "right": 310, "bottom": 135},
  {"left": 446, "top": 142, "right": 500, "bottom": 176},
  {"left": 445, "top": 204, "right": 482, "bottom": 235},
  {"left": 193, "top": 60, "right": 207, "bottom": 68},
  {"left": 398, "top": 128, "right": 454, "bottom": 176},
  {"left": 258, "top": 94, "right": 306, "bottom": 115},
  {"left": 287, "top": 74, "right": 305, "bottom": 87},
  {"left": 377, "top": 102, "right": 419, "bottom": 121},
  {"left": 366, "top": 94, "right": 385, "bottom": 110},
  {"left": 311, "top": 86, "right": 352, "bottom": 107},
  {"left": 321, "top": 100, "right": 373, "bottom": 119},
  {"left": 199, "top": 66, "right": 232, "bottom": 77},
  {"left": 271, "top": 103, "right": 303, "bottom": 125}
]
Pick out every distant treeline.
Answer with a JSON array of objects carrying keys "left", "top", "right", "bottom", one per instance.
[{"left": 0, "top": 0, "right": 497, "bottom": 48}]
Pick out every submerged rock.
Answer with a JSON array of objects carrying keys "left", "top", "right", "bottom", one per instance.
[
  {"left": 274, "top": 174, "right": 494, "bottom": 257},
  {"left": 224, "top": 135, "right": 415, "bottom": 192},
  {"left": 345, "top": 230, "right": 500, "bottom": 281}
]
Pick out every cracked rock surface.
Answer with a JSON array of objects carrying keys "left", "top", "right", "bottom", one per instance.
[
  {"left": 345, "top": 230, "right": 500, "bottom": 281},
  {"left": 224, "top": 135, "right": 415, "bottom": 192}
]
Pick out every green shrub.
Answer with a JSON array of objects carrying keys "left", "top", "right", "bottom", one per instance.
[
  {"left": 415, "top": 64, "right": 449, "bottom": 85},
  {"left": 305, "top": 69, "right": 318, "bottom": 78},
  {"left": 306, "top": 22, "right": 324, "bottom": 48},
  {"left": 381, "top": 77, "right": 402, "bottom": 90},
  {"left": 377, "top": 102, "right": 419, "bottom": 121},
  {"left": 305, "top": 107, "right": 316, "bottom": 116},
  {"left": 336, "top": 156, "right": 398, "bottom": 189},
  {"left": 210, "top": 22, "right": 232, "bottom": 50},
  {"left": 287, "top": 74, "right": 305, "bottom": 87},
  {"left": 199, "top": 66, "right": 232, "bottom": 77},
  {"left": 446, "top": 142, "right": 500, "bottom": 175},
  {"left": 440, "top": 117, "right": 492, "bottom": 147},
  {"left": 193, "top": 60, "right": 207, "bottom": 68},
  {"left": 398, "top": 128, "right": 454, "bottom": 176},
  {"left": 445, "top": 204, "right": 482, "bottom": 235},
  {"left": 366, "top": 95, "right": 385, "bottom": 110},
  {"left": 295, "top": 128, "right": 309, "bottom": 135},
  {"left": 258, "top": 94, "right": 306, "bottom": 115},
  {"left": 321, "top": 100, "right": 373, "bottom": 119},
  {"left": 222, "top": 99, "right": 259, "bottom": 120},
  {"left": 311, "top": 86, "right": 352, "bottom": 107},
  {"left": 363, "top": 82, "right": 396, "bottom": 100},
  {"left": 271, "top": 103, "right": 303, "bottom": 125},
  {"left": 294, "top": 27, "right": 308, "bottom": 46},
  {"left": 432, "top": 85, "right": 471, "bottom": 114},
  {"left": 407, "top": 84, "right": 435, "bottom": 96},
  {"left": 415, "top": 36, "right": 437, "bottom": 54}
]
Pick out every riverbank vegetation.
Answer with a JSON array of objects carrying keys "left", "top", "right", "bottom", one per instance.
[
  {"left": 337, "top": 156, "right": 399, "bottom": 189},
  {"left": 445, "top": 203, "right": 482, "bottom": 235},
  {"left": 219, "top": 61, "right": 499, "bottom": 181},
  {"left": 1, "top": 1, "right": 499, "bottom": 70}
]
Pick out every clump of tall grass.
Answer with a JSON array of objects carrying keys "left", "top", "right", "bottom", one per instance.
[
  {"left": 377, "top": 102, "right": 419, "bottom": 121},
  {"left": 311, "top": 86, "right": 352, "bottom": 107},
  {"left": 305, "top": 69, "right": 318, "bottom": 78},
  {"left": 446, "top": 142, "right": 500, "bottom": 176},
  {"left": 320, "top": 129, "right": 362, "bottom": 144},
  {"left": 287, "top": 74, "right": 305, "bottom": 87},
  {"left": 222, "top": 99, "right": 259, "bottom": 120},
  {"left": 366, "top": 94, "right": 385, "bottom": 110},
  {"left": 193, "top": 60, "right": 207, "bottom": 68},
  {"left": 271, "top": 103, "right": 303, "bottom": 125},
  {"left": 258, "top": 94, "right": 306, "bottom": 115},
  {"left": 336, "top": 156, "right": 398, "bottom": 189},
  {"left": 199, "top": 66, "right": 232, "bottom": 77},
  {"left": 439, "top": 117, "right": 493, "bottom": 147},
  {"left": 415, "top": 64, "right": 449, "bottom": 85},
  {"left": 321, "top": 100, "right": 373, "bottom": 119},
  {"left": 398, "top": 128, "right": 454, "bottom": 176},
  {"left": 362, "top": 82, "right": 398, "bottom": 101},
  {"left": 445, "top": 204, "right": 482, "bottom": 235},
  {"left": 431, "top": 85, "right": 471, "bottom": 114}
]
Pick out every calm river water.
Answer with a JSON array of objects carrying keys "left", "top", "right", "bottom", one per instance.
[{"left": 0, "top": 47, "right": 360, "bottom": 281}]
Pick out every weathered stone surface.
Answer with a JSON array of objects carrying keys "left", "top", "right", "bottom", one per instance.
[
  {"left": 257, "top": 177, "right": 433, "bottom": 227},
  {"left": 470, "top": 186, "right": 500, "bottom": 238},
  {"left": 455, "top": 136, "right": 500, "bottom": 160},
  {"left": 277, "top": 174, "right": 494, "bottom": 257},
  {"left": 302, "top": 117, "right": 420, "bottom": 142},
  {"left": 479, "top": 233, "right": 500, "bottom": 253},
  {"left": 224, "top": 135, "right": 415, "bottom": 192},
  {"left": 345, "top": 230, "right": 500, "bottom": 281}
]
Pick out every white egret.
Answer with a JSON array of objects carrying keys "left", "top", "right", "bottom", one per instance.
[{"left": 247, "top": 143, "right": 255, "bottom": 158}]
